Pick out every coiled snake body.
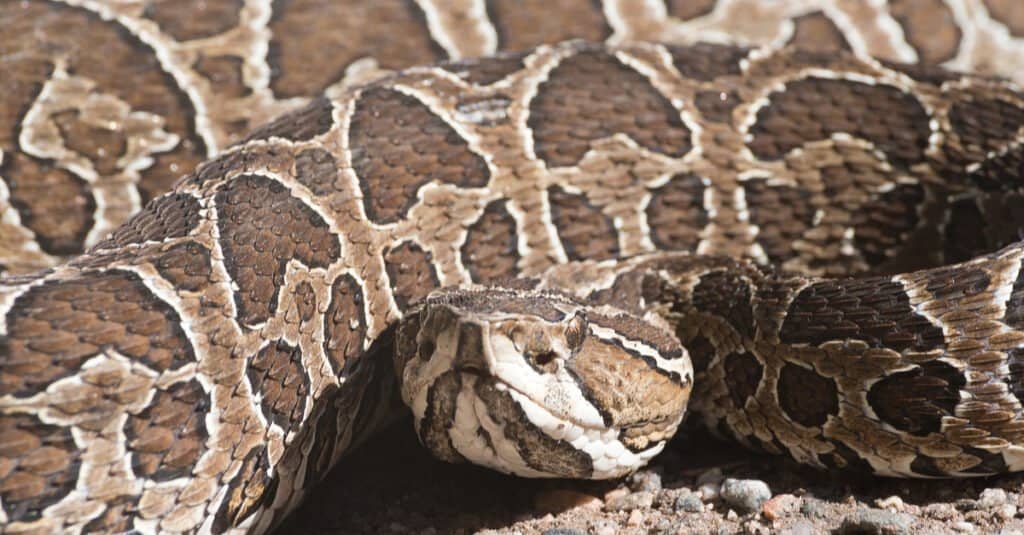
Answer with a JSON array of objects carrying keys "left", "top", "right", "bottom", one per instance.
[{"left": 5, "top": 1, "right": 1024, "bottom": 533}]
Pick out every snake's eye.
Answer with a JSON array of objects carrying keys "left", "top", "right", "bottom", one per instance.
[{"left": 565, "top": 312, "right": 587, "bottom": 351}]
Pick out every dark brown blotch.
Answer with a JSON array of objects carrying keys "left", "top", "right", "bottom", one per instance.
[
  {"left": 723, "top": 351, "right": 762, "bottom": 409},
  {"left": 0, "top": 414, "right": 79, "bottom": 522},
  {"left": 867, "top": 360, "right": 965, "bottom": 436},
  {"left": 778, "top": 277, "right": 945, "bottom": 351},
  {"left": 646, "top": 173, "right": 707, "bottom": 251},
  {"left": 528, "top": 49, "right": 691, "bottom": 167},
  {"left": 294, "top": 147, "right": 340, "bottom": 196},
  {"left": 215, "top": 174, "right": 340, "bottom": 326},
  {"left": 323, "top": 274, "right": 367, "bottom": 377},
  {"left": 93, "top": 193, "right": 201, "bottom": 251},
  {"left": 125, "top": 379, "right": 209, "bottom": 481},
  {"left": 350, "top": 87, "right": 490, "bottom": 224},
  {"left": 777, "top": 362, "right": 838, "bottom": 427},
  {"left": 743, "top": 177, "right": 815, "bottom": 264},
  {"left": 548, "top": 186, "right": 618, "bottom": 262},
  {"left": 787, "top": 11, "right": 851, "bottom": 52},
  {"left": 462, "top": 200, "right": 520, "bottom": 282},
  {"left": 667, "top": 43, "right": 748, "bottom": 81},
  {"left": 486, "top": 0, "right": 609, "bottom": 52},
  {"left": 851, "top": 182, "right": 925, "bottom": 266},
  {"left": 690, "top": 271, "right": 755, "bottom": 338},
  {"left": 153, "top": 241, "right": 214, "bottom": 292},
  {"left": 384, "top": 241, "right": 440, "bottom": 309},
  {"left": 248, "top": 340, "right": 310, "bottom": 433}
]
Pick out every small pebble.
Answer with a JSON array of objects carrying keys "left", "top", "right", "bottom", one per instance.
[
  {"left": 996, "top": 504, "right": 1018, "bottom": 520},
  {"left": 628, "top": 470, "right": 662, "bottom": 493},
  {"left": 697, "top": 467, "right": 724, "bottom": 486},
  {"left": 700, "top": 482, "right": 721, "bottom": 501},
  {"left": 779, "top": 520, "right": 819, "bottom": 535},
  {"left": 923, "top": 503, "right": 957, "bottom": 520},
  {"left": 800, "top": 497, "right": 828, "bottom": 519},
  {"left": 603, "top": 487, "right": 629, "bottom": 503},
  {"left": 626, "top": 509, "right": 644, "bottom": 527},
  {"left": 594, "top": 523, "right": 617, "bottom": 535},
  {"left": 726, "top": 509, "right": 739, "bottom": 521},
  {"left": 839, "top": 507, "right": 914, "bottom": 534},
  {"left": 762, "top": 494, "right": 800, "bottom": 520},
  {"left": 674, "top": 490, "right": 704, "bottom": 513},
  {"left": 956, "top": 499, "right": 979, "bottom": 511},
  {"left": 605, "top": 491, "right": 654, "bottom": 512},
  {"left": 534, "top": 490, "right": 602, "bottom": 514},
  {"left": 720, "top": 478, "right": 772, "bottom": 514},
  {"left": 980, "top": 488, "right": 1009, "bottom": 508},
  {"left": 952, "top": 522, "right": 975, "bottom": 533},
  {"left": 875, "top": 495, "right": 905, "bottom": 511}
]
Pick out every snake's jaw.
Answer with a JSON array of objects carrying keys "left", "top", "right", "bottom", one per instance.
[{"left": 395, "top": 287, "right": 693, "bottom": 479}]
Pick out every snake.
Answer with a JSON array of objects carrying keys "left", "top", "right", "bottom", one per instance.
[{"left": 4, "top": 1, "right": 1024, "bottom": 533}]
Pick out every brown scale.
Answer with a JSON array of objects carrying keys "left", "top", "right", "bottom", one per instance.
[
  {"left": 267, "top": 0, "right": 443, "bottom": 99},
  {"left": 747, "top": 77, "right": 932, "bottom": 168},
  {"left": 0, "top": 413, "right": 79, "bottom": 522},
  {"left": 485, "top": 0, "right": 609, "bottom": 52},
  {"left": 689, "top": 271, "right": 756, "bottom": 338},
  {"left": 323, "top": 274, "right": 367, "bottom": 377},
  {"left": 787, "top": 12, "right": 852, "bottom": 52},
  {"left": 461, "top": 200, "right": 521, "bottom": 282},
  {"left": 888, "top": 0, "right": 962, "bottom": 64},
  {"left": 1, "top": 271, "right": 195, "bottom": 397},
  {"left": 92, "top": 193, "right": 202, "bottom": 250},
  {"left": 293, "top": 148, "right": 341, "bottom": 196},
  {"left": 124, "top": 379, "right": 209, "bottom": 482},
  {"left": 646, "top": 173, "right": 708, "bottom": 251},
  {"left": 151, "top": 241, "right": 215, "bottom": 292},
  {"left": 349, "top": 87, "right": 490, "bottom": 224},
  {"left": 528, "top": 50, "right": 692, "bottom": 167},
  {"left": 214, "top": 174, "right": 340, "bottom": 326},
  {"left": 247, "top": 340, "right": 310, "bottom": 432},
  {"left": 866, "top": 359, "right": 965, "bottom": 436}
]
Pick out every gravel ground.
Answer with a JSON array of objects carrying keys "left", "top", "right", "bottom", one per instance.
[{"left": 278, "top": 419, "right": 1024, "bottom": 534}]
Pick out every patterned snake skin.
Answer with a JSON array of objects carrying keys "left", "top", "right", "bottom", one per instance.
[{"left": 5, "top": 1, "right": 1024, "bottom": 533}]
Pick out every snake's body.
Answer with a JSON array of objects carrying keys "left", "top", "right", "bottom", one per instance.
[{"left": 5, "top": 1, "right": 1024, "bottom": 533}]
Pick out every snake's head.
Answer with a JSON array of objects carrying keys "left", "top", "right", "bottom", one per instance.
[{"left": 395, "top": 286, "right": 693, "bottom": 479}]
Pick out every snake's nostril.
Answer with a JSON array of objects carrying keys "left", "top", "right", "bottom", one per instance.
[{"left": 418, "top": 338, "right": 436, "bottom": 361}]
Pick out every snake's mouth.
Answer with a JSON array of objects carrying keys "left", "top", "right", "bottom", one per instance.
[{"left": 452, "top": 365, "right": 612, "bottom": 434}]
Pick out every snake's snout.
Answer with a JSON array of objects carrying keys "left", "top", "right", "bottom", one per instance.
[{"left": 394, "top": 285, "right": 693, "bottom": 479}]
